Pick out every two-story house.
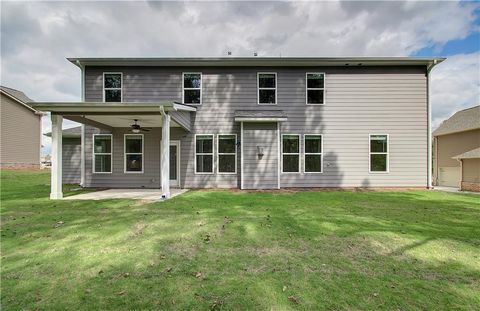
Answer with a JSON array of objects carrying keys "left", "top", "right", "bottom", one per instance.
[{"left": 34, "top": 57, "right": 444, "bottom": 199}]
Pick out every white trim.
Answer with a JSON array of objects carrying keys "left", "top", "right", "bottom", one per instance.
[
  {"left": 305, "top": 72, "right": 326, "bottom": 105},
  {"left": 161, "top": 140, "right": 181, "bottom": 187},
  {"left": 103, "top": 72, "right": 123, "bottom": 102},
  {"left": 92, "top": 134, "right": 113, "bottom": 174},
  {"left": 217, "top": 134, "right": 237, "bottom": 175},
  {"left": 257, "top": 72, "right": 277, "bottom": 105},
  {"left": 182, "top": 72, "right": 202, "bottom": 105},
  {"left": 194, "top": 134, "right": 214, "bottom": 174},
  {"left": 303, "top": 134, "right": 323, "bottom": 173},
  {"left": 277, "top": 122, "right": 281, "bottom": 189},
  {"left": 369, "top": 134, "right": 389, "bottom": 174},
  {"left": 80, "top": 62, "right": 86, "bottom": 186},
  {"left": 240, "top": 122, "right": 244, "bottom": 189},
  {"left": 124, "top": 133, "right": 144, "bottom": 174},
  {"left": 234, "top": 117, "right": 288, "bottom": 122},
  {"left": 281, "top": 134, "right": 300, "bottom": 173}
]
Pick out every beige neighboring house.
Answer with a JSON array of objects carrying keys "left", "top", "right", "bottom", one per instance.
[
  {"left": 433, "top": 106, "right": 480, "bottom": 191},
  {"left": 0, "top": 86, "right": 43, "bottom": 169}
]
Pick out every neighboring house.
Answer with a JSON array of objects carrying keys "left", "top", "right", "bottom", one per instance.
[
  {"left": 33, "top": 56, "right": 445, "bottom": 199},
  {"left": 433, "top": 106, "right": 480, "bottom": 189},
  {"left": 0, "top": 86, "right": 43, "bottom": 169},
  {"left": 453, "top": 148, "right": 480, "bottom": 192},
  {"left": 44, "top": 126, "right": 82, "bottom": 183}
]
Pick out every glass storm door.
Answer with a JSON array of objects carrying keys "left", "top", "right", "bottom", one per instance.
[{"left": 169, "top": 141, "right": 180, "bottom": 187}]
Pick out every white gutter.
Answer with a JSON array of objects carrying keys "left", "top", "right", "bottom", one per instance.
[
  {"left": 426, "top": 59, "right": 440, "bottom": 189},
  {"left": 77, "top": 60, "right": 86, "bottom": 187}
]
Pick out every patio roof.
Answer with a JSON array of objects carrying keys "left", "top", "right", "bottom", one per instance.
[{"left": 32, "top": 102, "right": 196, "bottom": 131}]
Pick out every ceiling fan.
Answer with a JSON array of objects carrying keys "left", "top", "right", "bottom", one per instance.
[{"left": 131, "top": 119, "right": 150, "bottom": 133}]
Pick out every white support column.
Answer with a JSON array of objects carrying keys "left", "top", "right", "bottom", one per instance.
[
  {"left": 80, "top": 124, "right": 85, "bottom": 187},
  {"left": 161, "top": 112, "right": 171, "bottom": 199},
  {"left": 50, "top": 114, "right": 63, "bottom": 199}
]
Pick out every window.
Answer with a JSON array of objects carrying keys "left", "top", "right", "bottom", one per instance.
[
  {"left": 370, "top": 134, "right": 389, "bottom": 173},
  {"left": 104, "top": 73, "right": 122, "bottom": 102},
  {"left": 124, "top": 134, "right": 143, "bottom": 173},
  {"left": 306, "top": 73, "right": 325, "bottom": 105},
  {"left": 93, "top": 134, "right": 112, "bottom": 173},
  {"left": 304, "top": 135, "right": 323, "bottom": 173},
  {"left": 183, "top": 73, "right": 202, "bottom": 104},
  {"left": 282, "top": 134, "right": 300, "bottom": 173},
  {"left": 195, "top": 134, "right": 213, "bottom": 174},
  {"left": 258, "top": 73, "right": 276, "bottom": 105},
  {"left": 217, "top": 134, "right": 237, "bottom": 174}
]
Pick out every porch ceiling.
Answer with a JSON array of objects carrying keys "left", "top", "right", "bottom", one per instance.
[{"left": 75, "top": 114, "right": 181, "bottom": 128}]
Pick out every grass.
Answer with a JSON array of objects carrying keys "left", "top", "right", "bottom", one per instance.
[{"left": 1, "top": 170, "right": 479, "bottom": 310}]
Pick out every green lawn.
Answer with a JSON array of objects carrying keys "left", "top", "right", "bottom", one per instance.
[{"left": 1, "top": 170, "right": 479, "bottom": 310}]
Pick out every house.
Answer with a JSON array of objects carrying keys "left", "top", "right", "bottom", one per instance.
[
  {"left": 33, "top": 56, "right": 445, "bottom": 199},
  {"left": 44, "top": 126, "right": 82, "bottom": 183},
  {"left": 433, "top": 106, "right": 480, "bottom": 190},
  {"left": 0, "top": 86, "right": 43, "bottom": 169}
]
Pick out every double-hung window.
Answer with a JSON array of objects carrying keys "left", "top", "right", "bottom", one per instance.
[
  {"left": 183, "top": 73, "right": 202, "bottom": 105},
  {"left": 258, "top": 73, "right": 276, "bottom": 105},
  {"left": 195, "top": 134, "right": 214, "bottom": 174},
  {"left": 304, "top": 135, "right": 323, "bottom": 173},
  {"left": 217, "top": 134, "right": 237, "bottom": 174},
  {"left": 369, "top": 134, "right": 389, "bottom": 173},
  {"left": 124, "top": 134, "right": 143, "bottom": 173},
  {"left": 93, "top": 134, "right": 112, "bottom": 173},
  {"left": 103, "top": 73, "right": 122, "bottom": 102},
  {"left": 282, "top": 134, "right": 300, "bottom": 173},
  {"left": 306, "top": 73, "right": 325, "bottom": 105}
]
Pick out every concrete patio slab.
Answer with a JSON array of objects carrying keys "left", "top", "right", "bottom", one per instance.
[{"left": 64, "top": 188, "right": 188, "bottom": 201}]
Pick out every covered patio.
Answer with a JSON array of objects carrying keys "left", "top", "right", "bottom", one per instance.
[
  {"left": 32, "top": 102, "right": 196, "bottom": 200},
  {"left": 64, "top": 188, "right": 188, "bottom": 201}
]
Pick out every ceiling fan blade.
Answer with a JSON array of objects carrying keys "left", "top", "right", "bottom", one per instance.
[{"left": 140, "top": 128, "right": 151, "bottom": 132}]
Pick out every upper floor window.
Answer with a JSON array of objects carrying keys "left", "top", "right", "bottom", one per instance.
[
  {"left": 369, "top": 134, "right": 389, "bottom": 173},
  {"left": 258, "top": 73, "right": 277, "bottom": 105},
  {"left": 93, "top": 134, "right": 112, "bottom": 173},
  {"left": 282, "top": 134, "right": 300, "bottom": 173},
  {"left": 183, "top": 73, "right": 202, "bottom": 105},
  {"left": 124, "top": 134, "right": 143, "bottom": 173},
  {"left": 104, "top": 73, "right": 122, "bottom": 102},
  {"left": 306, "top": 73, "right": 325, "bottom": 105}
]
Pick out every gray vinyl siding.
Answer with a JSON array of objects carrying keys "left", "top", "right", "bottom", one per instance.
[
  {"left": 0, "top": 93, "right": 41, "bottom": 168},
  {"left": 84, "top": 66, "right": 428, "bottom": 188},
  {"left": 242, "top": 122, "right": 279, "bottom": 189},
  {"left": 63, "top": 138, "right": 81, "bottom": 184}
]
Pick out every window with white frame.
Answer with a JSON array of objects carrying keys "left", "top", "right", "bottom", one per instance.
[
  {"left": 370, "top": 134, "right": 389, "bottom": 172},
  {"left": 258, "top": 73, "right": 276, "bottom": 104},
  {"left": 218, "top": 134, "right": 236, "bottom": 174},
  {"left": 104, "top": 73, "right": 122, "bottom": 102},
  {"left": 306, "top": 73, "right": 325, "bottom": 105},
  {"left": 183, "top": 73, "right": 202, "bottom": 104},
  {"left": 93, "top": 134, "right": 112, "bottom": 173},
  {"left": 282, "top": 134, "right": 300, "bottom": 173},
  {"left": 124, "top": 134, "right": 143, "bottom": 173},
  {"left": 304, "top": 135, "right": 323, "bottom": 173},
  {"left": 195, "top": 135, "right": 213, "bottom": 173}
]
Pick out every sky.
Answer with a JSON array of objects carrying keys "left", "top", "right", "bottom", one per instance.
[{"left": 1, "top": 0, "right": 479, "bottom": 155}]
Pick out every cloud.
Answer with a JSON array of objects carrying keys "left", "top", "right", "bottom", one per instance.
[
  {"left": 1, "top": 1, "right": 478, "bottom": 154},
  {"left": 431, "top": 52, "right": 480, "bottom": 129}
]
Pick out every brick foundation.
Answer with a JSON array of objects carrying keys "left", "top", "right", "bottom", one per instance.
[{"left": 461, "top": 182, "right": 480, "bottom": 192}]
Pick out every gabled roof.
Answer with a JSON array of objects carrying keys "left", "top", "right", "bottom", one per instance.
[
  {"left": 68, "top": 56, "right": 445, "bottom": 68},
  {"left": 0, "top": 86, "right": 39, "bottom": 113},
  {"left": 453, "top": 147, "right": 480, "bottom": 160},
  {"left": 433, "top": 106, "right": 480, "bottom": 136},
  {"left": 44, "top": 126, "right": 82, "bottom": 138}
]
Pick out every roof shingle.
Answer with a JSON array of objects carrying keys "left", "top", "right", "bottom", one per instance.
[{"left": 433, "top": 106, "right": 480, "bottom": 136}]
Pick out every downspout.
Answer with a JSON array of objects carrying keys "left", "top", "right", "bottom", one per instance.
[
  {"left": 77, "top": 60, "right": 86, "bottom": 187},
  {"left": 426, "top": 59, "right": 439, "bottom": 189}
]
